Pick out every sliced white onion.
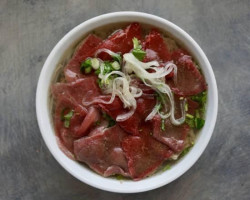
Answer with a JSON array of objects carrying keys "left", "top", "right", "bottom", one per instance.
[
  {"left": 95, "top": 48, "right": 120, "bottom": 60},
  {"left": 116, "top": 108, "right": 136, "bottom": 122},
  {"left": 123, "top": 53, "right": 185, "bottom": 125},
  {"left": 145, "top": 103, "right": 161, "bottom": 121}
]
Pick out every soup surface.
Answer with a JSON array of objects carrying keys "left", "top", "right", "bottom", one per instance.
[{"left": 51, "top": 22, "right": 207, "bottom": 181}]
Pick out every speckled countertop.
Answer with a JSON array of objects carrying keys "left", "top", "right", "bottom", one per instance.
[{"left": 0, "top": 0, "right": 250, "bottom": 199}]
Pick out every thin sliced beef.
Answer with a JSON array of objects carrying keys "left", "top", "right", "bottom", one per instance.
[
  {"left": 74, "top": 106, "right": 101, "bottom": 138},
  {"left": 122, "top": 124, "right": 173, "bottom": 180},
  {"left": 143, "top": 29, "right": 171, "bottom": 62},
  {"left": 74, "top": 125, "right": 130, "bottom": 177},
  {"left": 186, "top": 98, "right": 200, "bottom": 115},
  {"left": 96, "top": 23, "right": 142, "bottom": 60},
  {"left": 99, "top": 95, "right": 156, "bottom": 135},
  {"left": 54, "top": 99, "right": 86, "bottom": 154},
  {"left": 52, "top": 77, "right": 101, "bottom": 108},
  {"left": 64, "top": 34, "right": 102, "bottom": 82},
  {"left": 166, "top": 49, "right": 207, "bottom": 96},
  {"left": 52, "top": 78, "right": 102, "bottom": 152},
  {"left": 152, "top": 115, "right": 190, "bottom": 152}
]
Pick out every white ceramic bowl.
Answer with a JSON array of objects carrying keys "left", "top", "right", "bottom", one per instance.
[{"left": 36, "top": 11, "right": 218, "bottom": 193}]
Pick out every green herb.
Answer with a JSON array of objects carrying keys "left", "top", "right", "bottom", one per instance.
[
  {"left": 162, "top": 164, "right": 171, "bottom": 171},
  {"left": 112, "top": 53, "right": 122, "bottom": 64},
  {"left": 185, "top": 115, "right": 204, "bottom": 129},
  {"left": 132, "top": 37, "right": 146, "bottom": 61},
  {"left": 108, "top": 119, "right": 116, "bottom": 127},
  {"left": 84, "top": 66, "right": 92, "bottom": 74},
  {"left": 102, "top": 112, "right": 116, "bottom": 127},
  {"left": 195, "top": 110, "right": 200, "bottom": 118},
  {"left": 186, "top": 91, "right": 207, "bottom": 129},
  {"left": 186, "top": 113, "right": 194, "bottom": 119},
  {"left": 191, "top": 91, "right": 207, "bottom": 105},
  {"left": 103, "top": 62, "right": 113, "bottom": 74},
  {"left": 60, "top": 108, "right": 67, "bottom": 121},
  {"left": 95, "top": 120, "right": 101, "bottom": 126},
  {"left": 116, "top": 174, "right": 124, "bottom": 180},
  {"left": 132, "top": 49, "right": 146, "bottom": 61},
  {"left": 80, "top": 58, "right": 92, "bottom": 72},
  {"left": 180, "top": 144, "right": 194, "bottom": 157},
  {"left": 61, "top": 110, "right": 74, "bottom": 128},
  {"left": 91, "top": 58, "right": 100, "bottom": 70},
  {"left": 185, "top": 102, "right": 188, "bottom": 112},
  {"left": 194, "top": 117, "right": 205, "bottom": 129},
  {"left": 96, "top": 61, "right": 120, "bottom": 88},
  {"left": 185, "top": 117, "right": 195, "bottom": 128},
  {"left": 132, "top": 37, "right": 142, "bottom": 49},
  {"left": 64, "top": 120, "right": 70, "bottom": 128},
  {"left": 63, "top": 110, "right": 74, "bottom": 120},
  {"left": 111, "top": 61, "right": 120, "bottom": 70},
  {"left": 161, "top": 119, "right": 165, "bottom": 131}
]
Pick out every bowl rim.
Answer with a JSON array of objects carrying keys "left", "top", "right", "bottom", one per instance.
[{"left": 36, "top": 11, "right": 218, "bottom": 193}]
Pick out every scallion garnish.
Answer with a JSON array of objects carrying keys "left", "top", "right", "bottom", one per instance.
[
  {"left": 80, "top": 58, "right": 92, "bottom": 72},
  {"left": 180, "top": 143, "right": 194, "bottom": 157},
  {"left": 116, "top": 174, "right": 124, "bottom": 180},
  {"left": 132, "top": 37, "right": 142, "bottom": 49},
  {"left": 102, "top": 112, "right": 116, "bottom": 127},
  {"left": 185, "top": 102, "right": 188, "bottom": 112},
  {"left": 185, "top": 92, "right": 207, "bottom": 129},
  {"left": 132, "top": 37, "right": 146, "bottom": 61},
  {"left": 161, "top": 119, "right": 165, "bottom": 131},
  {"left": 162, "top": 164, "right": 171, "bottom": 171},
  {"left": 84, "top": 66, "right": 92, "bottom": 74},
  {"left": 112, "top": 53, "right": 122, "bottom": 64},
  {"left": 194, "top": 117, "right": 205, "bottom": 129},
  {"left": 186, "top": 114, "right": 194, "bottom": 119},
  {"left": 64, "top": 120, "right": 70, "bottom": 128},
  {"left": 62, "top": 110, "right": 74, "bottom": 128}
]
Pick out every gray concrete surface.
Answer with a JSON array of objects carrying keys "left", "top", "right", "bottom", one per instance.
[{"left": 0, "top": 0, "right": 250, "bottom": 199}]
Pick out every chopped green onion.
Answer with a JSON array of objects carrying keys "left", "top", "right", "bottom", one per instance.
[
  {"left": 132, "top": 37, "right": 142, "bottom": 49},
  {"left": 91, "top": 58, "right": 100, "bottom": 70},
  {"left": 180, "top": 143, "right": 194, "bottom": 157},
  {"left": 161, "top": 119, "right": 165, "bottom": 131},
  {"left": 185, "top": 102, "right": 188, "bottom": 112},
  {"left": 63, "top": 110, "right": 74, "bottom": 120},
  {"left": 185, "top": 118, "right": 195, "bottom": 128},
  {"left": 111, "top": 61, "right": 120, "bottom": 70},
  {"left": 80, "top": 58, "right": 92, "bottom": 72},
  {"left": 132, "top": 37, "right": 146, "bottom": 61},
  {"left": 60, "top": 108, "right": 67, "bottom": 121},
  {"left": 103, "top": 62, "right": 113, "bottom": 74},
  {"left": 95, "top": 120, "right": 101, "bottom": 126},
  {"left": 132, "top": 49, "right": 146, "bottom": 61},
  {"left": 84, "top": 66, "right": 92, "bottom": 74},
  {"left": 62, "top": 110, "right": 74, "bottom": 128},
  {"left": 112, "top": 53, "right": 122, "bottom": 64},
  {"left": 191, "top": 91, "right": 207, "bottom": 105},
  {"left": 194, "top": 117, "right": 205, "bottom": 129},
  {"left": 102, "top": 112, "right": 116, "bottom": 127},
  {"left": 116, "top": 174, "right": 124, "bottom": 180},
  {"left": 64, "top": 120, "right": 70, "bottom": 128},
  {"left": 162, "top": 164, "right": 171, "bottom": 171},
  {"left": 186, "top": 114, "right": 194, "bottom": 119}
]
